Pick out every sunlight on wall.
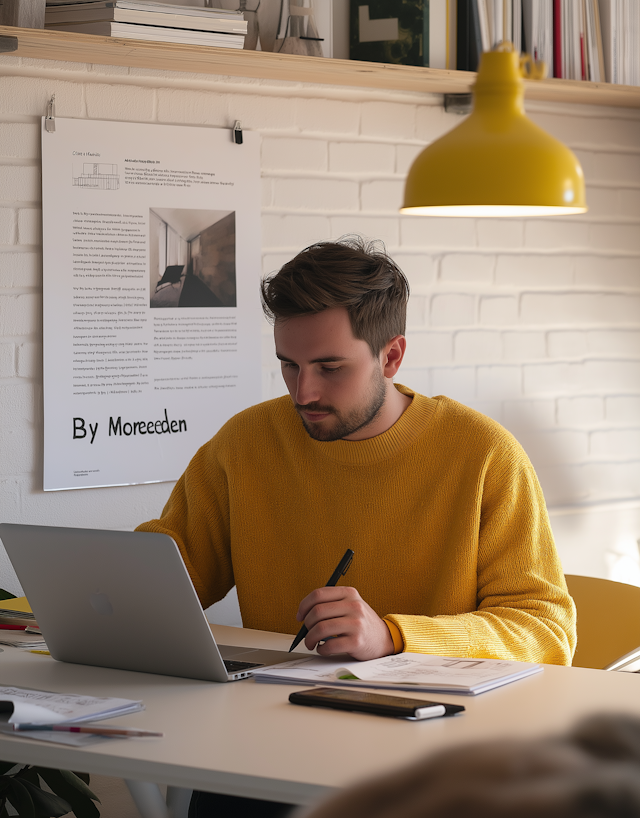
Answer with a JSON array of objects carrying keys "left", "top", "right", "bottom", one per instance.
[{"left": 605, "top": 536, "right": 640, "bottom": 587}]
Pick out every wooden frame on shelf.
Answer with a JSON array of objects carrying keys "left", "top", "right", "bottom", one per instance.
[{"left": 1, "top": 25, "right": 639, "bottom": 109}]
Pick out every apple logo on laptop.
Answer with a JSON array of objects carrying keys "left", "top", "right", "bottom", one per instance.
[{"left": 89, "top": 592, "right": 113, "bottom": 616}]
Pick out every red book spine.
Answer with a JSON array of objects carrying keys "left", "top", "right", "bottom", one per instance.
[
  {"left": 553, "top": 0, "right": 562, "bottom": 78},
  {"left": 0, "top": 623, "right": 26, "bottom": 630}
]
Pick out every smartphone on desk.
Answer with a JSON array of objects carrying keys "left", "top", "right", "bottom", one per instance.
[{"left": 288, "top": 687, "right": 465, "bottom": 721}]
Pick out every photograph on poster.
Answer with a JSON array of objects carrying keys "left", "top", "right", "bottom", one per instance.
[{"left": 149, "top": 208, "right": 236, "bottom": 309}]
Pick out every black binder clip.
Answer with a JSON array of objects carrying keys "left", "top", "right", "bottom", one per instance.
[
  {"left": 45, "top": 94, "right": 56, "bottom": 134},
  {"left": 233, "top": 120, "right": 243, "bottom": 145}
]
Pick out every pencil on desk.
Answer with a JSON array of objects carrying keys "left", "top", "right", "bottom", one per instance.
[{"left": 9, "top": 724, "right": 163, "bottom": 737}]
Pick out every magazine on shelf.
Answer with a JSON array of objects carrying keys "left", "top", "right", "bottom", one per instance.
[
  {"left": 254, "top": 652, "right": 543, "bottom": 695},
  {"left": 45, "top": 1, "right": 248, "bottom": 34},
  {"left": 45, "top": 20, "right": 246, "bottom": 47},
  {"left": 46, "top": 0, "right": 242, "bottom": 14}
]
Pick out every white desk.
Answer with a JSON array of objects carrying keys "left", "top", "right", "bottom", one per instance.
[{"left": 1, "top": 625, "right": 640, "bottom": 810}]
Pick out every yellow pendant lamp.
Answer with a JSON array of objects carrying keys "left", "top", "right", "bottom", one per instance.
[{"left": 401, "top": 43, "right": 587, "bottom": 217}]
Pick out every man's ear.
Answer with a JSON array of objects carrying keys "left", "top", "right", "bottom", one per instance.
[{"left": 381, "top": 336, "right": 407, "bottom": 378}]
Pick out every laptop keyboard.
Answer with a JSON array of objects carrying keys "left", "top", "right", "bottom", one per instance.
[{"left": 224, "top": 659, "right": 263, "bottom": 673}]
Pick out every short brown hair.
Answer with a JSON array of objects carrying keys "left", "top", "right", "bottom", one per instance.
[{"left": 261, "top": 236, "right": 409, "bottom": 356}]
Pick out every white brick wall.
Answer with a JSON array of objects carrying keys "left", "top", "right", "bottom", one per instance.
[{"left": 0, "top": 54, "right": 640, "bottom": 592}]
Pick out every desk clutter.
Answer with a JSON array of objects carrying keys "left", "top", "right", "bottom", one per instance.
[
  {"left": 0, "top": 597, "right": 48, "bottom": 651},
  {"left": 0, "top": 595, "right": 36, "bottom": 628},
  {"left": 0, "top": 684, "right": 149, "bottom": 746},
  {"left": 43, "top": 0, "right": 248, "bottom": 48}
]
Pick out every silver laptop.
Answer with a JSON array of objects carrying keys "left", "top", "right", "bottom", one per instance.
[{"left": 0, "top": 523, "right": 308, "bottom": 682}]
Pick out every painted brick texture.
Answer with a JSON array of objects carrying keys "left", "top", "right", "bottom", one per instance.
[{"left": 0, "top": 55, "right": 639, "bottom": 568}]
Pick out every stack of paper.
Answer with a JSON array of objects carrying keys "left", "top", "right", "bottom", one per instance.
[
  {"left": 0, "top": 631, "right": 47, "bottom": 650},
  {"left": 255, "top": 653, "right": 543, "bottom": 695},
  {"left": 44, "top": 1, "right": 248, "bottom": 49},
  {"left": 0, "top": 597, "right": 37, "bottom": 629},
  {"left": 0, "top": 685, "right": 144, "bottom": 745},
  {"left": 0, "top": 597, "right": 46, "bottom": 650}
]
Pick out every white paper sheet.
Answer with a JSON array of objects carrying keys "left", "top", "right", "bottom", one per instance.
[{"left": 41, "top": 117, "right": 262, "bottom": 490}]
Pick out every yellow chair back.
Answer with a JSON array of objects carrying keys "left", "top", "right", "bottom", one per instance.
[{"left": 565, "top": 574, "right": 640, "bottom": 670}]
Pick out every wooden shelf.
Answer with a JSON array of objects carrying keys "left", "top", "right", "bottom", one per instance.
[{"left": 1, "top": 25, "right": 640, "bottom": 108}]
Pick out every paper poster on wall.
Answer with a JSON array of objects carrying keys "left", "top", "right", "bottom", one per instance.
[{"left": 41, "top": 117, "right": 262, "bottom": 491}]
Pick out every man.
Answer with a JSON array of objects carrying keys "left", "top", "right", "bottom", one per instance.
[{"left": 138, "top": 235, "right": 576, "bottom": 666}]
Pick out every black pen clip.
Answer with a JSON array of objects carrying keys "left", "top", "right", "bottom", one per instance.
[{"left": 341, "top": 551, "right": 354, "bottom": 575}]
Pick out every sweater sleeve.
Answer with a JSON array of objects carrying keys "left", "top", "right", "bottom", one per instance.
[
  {"left": 135, "top": 438, "right": 234, "bottom": 610},
  {"left": 386, "top": 442, "right": 577, "bottom": 666}
]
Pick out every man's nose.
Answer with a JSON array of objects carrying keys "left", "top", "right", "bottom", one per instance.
[{"left": 295, "top": 369, "right": 321, "bottom": 406}]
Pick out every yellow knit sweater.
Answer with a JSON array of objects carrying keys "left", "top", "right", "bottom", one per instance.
[{"left": 137, "top": 386, "right": 576, "bottom": 665}]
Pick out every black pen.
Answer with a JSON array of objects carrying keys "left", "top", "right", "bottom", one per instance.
[{"left": 289, "top": 549, "right": 354, "bottom": 652}]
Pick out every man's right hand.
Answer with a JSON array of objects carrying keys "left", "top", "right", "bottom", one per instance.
[{"left": 296, "top": 585, "right": 395, "bottom": 661}]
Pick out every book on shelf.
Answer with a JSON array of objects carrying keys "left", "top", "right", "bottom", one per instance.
[
  {"left": 44, "top": 1, "right": 247, "bottom": 48},
  {"left": 45, "top": 0, "right": 240, "bottom": 11},
  {"left": 344, "top": 0, "right": 636, "bottom": 87},
  {"left": 254, "top": 652, "right": 542, "bottom": 695},
  {"left": 522, "top": 0, "right": 553, "bottom": 67},
  {"left": 44, "top": 20, "right": 246, "bottom": 47},
  {"left": 45, "top": 1, "right": 248, "bottom": 34},
  {"left": 599, "top": 0, "right": 639, "bottom": 86},
  {"left": 473, "top": 0, "right": 522, "bottom": 55},
  {"left": 524, "top": 0, "right": 636, "bottom": 85}
]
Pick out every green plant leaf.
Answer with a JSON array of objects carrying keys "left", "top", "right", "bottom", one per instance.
[
  {"left": 37, "top": 768, "right": 100, "bottom": 817},
  {"left": 0, "top": 761, "right": 19, "bottom": 775},
  {"left": 73, "top": 772, "right": 90, "bottom": 786},
  {"left": 6, "top": 778, "right": 35, "bottom": 818},
  {"left": 49, "top": 769, "right": 98, "bottom": 802},
  {"left": 18, "top": 779, "right": 72, "bottom": 818},
  {"left": 16, "top": 766, "right": 40, "bottom": 787},
  {"left": 0, "top": 589, "right": 16, "bottom": 601}
]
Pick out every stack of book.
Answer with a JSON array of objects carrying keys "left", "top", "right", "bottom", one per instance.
[
  {"left": 44, "top": 0, "right": 248, "bottom": 49},
  {"left": 466, "top": 0, "right": 621, "bottom": 81},
  {"left": 525, "top": 0, "right": 639, "bottom": 85},
  {"left": 349, "top": 0, "right": 639, "bottom": 87}
]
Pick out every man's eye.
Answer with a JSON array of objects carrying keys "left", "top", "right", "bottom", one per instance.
[
  {"left": 322, "top": 367, "right": 341, "bottom": 374},
  {"left": 281, "top": 361, "right": 298, "bottom": 369}
]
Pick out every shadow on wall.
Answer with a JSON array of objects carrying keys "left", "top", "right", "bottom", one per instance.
[
  {"left": 501, "top": 402, "right": 584, "bottom": 507},
  {"left": 501, "top": 404, "right": 640, "bottom": 586}
]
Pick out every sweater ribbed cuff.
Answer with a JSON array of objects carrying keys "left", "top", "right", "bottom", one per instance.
[{"left": 383, "top": 617, "right": 405, "bottom": 654}]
